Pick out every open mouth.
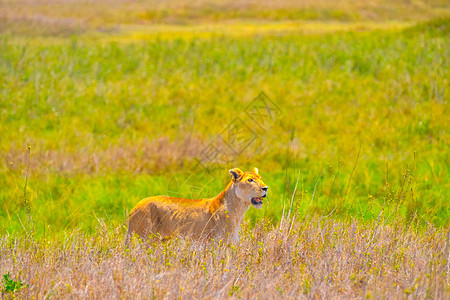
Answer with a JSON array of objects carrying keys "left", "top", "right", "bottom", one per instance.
[{"left": 251, "top": 194, "right": 266, "bottom": 206}]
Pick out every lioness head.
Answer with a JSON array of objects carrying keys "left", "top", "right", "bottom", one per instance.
[{"left": 229, "top": 167, "right": 268, "bottom": 209}]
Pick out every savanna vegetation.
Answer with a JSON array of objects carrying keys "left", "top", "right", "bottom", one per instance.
[{"left": 0, "top": 0, "right": 449, "bottom": 298}]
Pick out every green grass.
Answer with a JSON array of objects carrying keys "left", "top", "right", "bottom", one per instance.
[{"left": 0, "top": 17, "right": 449, "bottom": 235}]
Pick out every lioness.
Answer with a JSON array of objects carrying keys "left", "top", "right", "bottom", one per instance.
[{"left": 126, "top": 167, "right": 268, "bottom": 244}]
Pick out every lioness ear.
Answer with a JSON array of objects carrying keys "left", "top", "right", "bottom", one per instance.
[
  {"left": 229, "top": 168, "right": 244, "bottom": 182},
  {"left": 252, "top": 167, "right": 259, "bottom": 175}
]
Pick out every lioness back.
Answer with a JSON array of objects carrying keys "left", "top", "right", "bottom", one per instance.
[{"left": 128, "top": 196, "right": 211, "bottom": 241}]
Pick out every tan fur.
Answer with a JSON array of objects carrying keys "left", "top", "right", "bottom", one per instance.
[{"left": 126, "top": 167, "right": 268, "bottom": 244}]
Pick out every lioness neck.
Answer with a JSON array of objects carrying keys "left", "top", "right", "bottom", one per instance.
[{"left": 209, "top": 181, "right": 250, "bottom": 223}]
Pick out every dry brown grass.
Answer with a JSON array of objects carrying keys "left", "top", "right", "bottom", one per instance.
[
  {"left": 4, "top": 137, "right": 203, "bottom": 175},
  {"left": 1, "top": 216, "right": 448, "bottom": 299},
  {"left": 1, "top": 0, "right": 449, "bottom": 35}
]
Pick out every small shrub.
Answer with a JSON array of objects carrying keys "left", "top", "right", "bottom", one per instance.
[{"left": 1, "top": 272, "right": 28, "bottom": 296}]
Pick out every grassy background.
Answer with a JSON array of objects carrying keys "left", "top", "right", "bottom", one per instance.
[
  {"left": 0, "top": 1, "right": 449, "bottom": 236},
  {"left": 1, "top": 0, "right": 449, "bottom": 35}
]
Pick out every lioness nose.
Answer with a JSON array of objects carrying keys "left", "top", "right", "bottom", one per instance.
[{"left": 261, "top": 186, "right": 268, "bottom": 192}]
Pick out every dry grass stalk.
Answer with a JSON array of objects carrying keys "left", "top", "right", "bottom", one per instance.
[{"left": 1, "top": 216, "right": 448, "bottom": 298}]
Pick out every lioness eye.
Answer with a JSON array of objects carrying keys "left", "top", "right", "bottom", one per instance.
[{"left": 248, "top": 179, "right": 254, "bottom": 183}]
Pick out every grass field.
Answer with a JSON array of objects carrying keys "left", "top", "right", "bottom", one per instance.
[
  {"left": 0, "top": 0, "right": 449, "bottom": 298},
  {"left": 1, "top": 218, "right": 449, "bottom": 298}
]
